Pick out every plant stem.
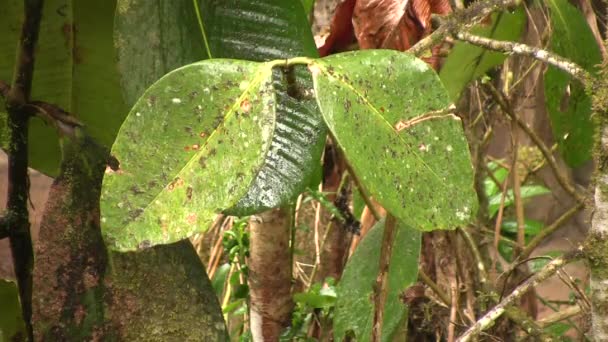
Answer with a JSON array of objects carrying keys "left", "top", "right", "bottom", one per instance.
[
  {"left": 455, "top": 32, "right": 591, "bottom": 84},
  {"left": 372, "top": 214, "right": 397, "bottom": 342},
  {"left": 418, "top": 269, "right": 451, "bottom": 306},
  {"left": 457, "top": 249, "right": 583, "bottom": 341},
  {"left": 3, "top": 1, "right": 44, "bottom": 340},
  {"left": 484, "top": 82, "right": 585, "bottom": 204},
  {"left": 519, "top": 203, "right": 583, "bottom": 260},
  {"left": 409, "top": 0, "right": 521, "bottom": 56}
]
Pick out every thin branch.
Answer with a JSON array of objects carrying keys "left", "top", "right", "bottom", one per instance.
[
  {"left": 483, "top": 82, "right": 585, "bottom": 204},
  {"left": 457, "top": 249, "right": 583, "bottom": 342},
  {"left": 519, "top": 203, "right": 583, "bottom": 260},
  {"left": 419, "top": 268, "right": 452, "bottom": 307},
  {"left": 344, "top": 159, "right": 382, "bottom": 221},
  {"left": 458, "top": 228, "right": 489, "bottom": 287},
  {"left": 5, "top": 1, "right": 44, "bottom": 340},
  {"left": 455, "top": 32, "right": 592, "bottom": 85},
  {"left": 410, "top": 0, "right": 522, "bottom": 56},
  {"left": 504, "top": 306, "right": 553, "bottom": 340},
  {"left": 372, "top": 214, "right": 397, "bottom": 342},
  {"left": 510, "top": 124, "right": 526, "bottom": 254},
  {"left": 537, "top": 305, "right": 581, "bottom": 327}
]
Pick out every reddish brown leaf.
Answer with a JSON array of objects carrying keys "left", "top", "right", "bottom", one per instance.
[
  {"left": 318, "top": 0, "right": 357, "bottom": 57},
  {"left": 352, "top": 0, "right": 407, "bottom": 49},
  {"left": 351, "top": 0, "right": 451, "bottom": 68},
  {"left": 354, "top": 0, "right": 451, "bottom": 49}
]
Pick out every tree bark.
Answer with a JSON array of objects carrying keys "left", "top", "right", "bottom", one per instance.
[
  {"left": 589, "top": 126, "right": 608, "bottom": 340},
  {"left": 248, "top": 207, "right": 293, "bottom": 341},
  {"left": 32, "top": 134, "right": 228, "bottom": 341}
]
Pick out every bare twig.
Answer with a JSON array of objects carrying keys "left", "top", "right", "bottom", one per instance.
[
  {"left": 418, "top": 269, "right": 451, "bottom": 306},
  {"left": 504, "top": 306, "right": 553, "bottom": 340},
  {"left": 483, "top": 82, "right": 585, "bottom": 204},
  {"left": 519, "top": 203, "right": 584, "bottom": 260},
  {"left": 457, "top": 249, "right": 583, "bottom": 342},
  {"left": 510, "top": 126, "right": 526, "bottom": 254},
  {"left": 458, "top": 228, "right": 488, "bottom": 287},
  {"left": 448, "top": 277, "right": 459, "bottom": 342},
  {"left": 455, "top": 32, "right": 591, "bottom": 84},
  {"left": 4, "top": 1, "right": 44, "bottom": 339},
  {"left": 410, "top": 0, "right": 522, "bottom": 56},
  {"left": 372, "top": 214, "right": 397, "bottom": 342},
  {"left": 537, "top": 305, "right": 581, "bottom": 327}
]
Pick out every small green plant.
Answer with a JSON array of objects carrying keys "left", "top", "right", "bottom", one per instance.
[{"left": 281, "top": 278, "right": 337, "bottom": 341}]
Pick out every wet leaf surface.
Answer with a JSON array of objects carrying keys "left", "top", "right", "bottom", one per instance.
[
  {"left": 196, "top": 0, "right": 327, "bottom": 214},
  {"left": 334, "top": 219, "right": 421, "bottom": 341},
  {"left": 545, "top": 0, "right": 600, "bottom": 167},
  {"left": 312, "top": 50, "right": 477, "bottom": 231},
  {"left": 101, "top": 59, "right": 278, "bottom": 251},
  {"left": 116, "top": 0, "right": 326, "bottom": 216}
]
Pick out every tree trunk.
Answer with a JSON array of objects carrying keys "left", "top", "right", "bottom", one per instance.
[
  {"left": 588, "top": 125, "right": 608, "bottom": 340},
  {"left": 32, "top": 135, "right": 228, "bottom": 341},
  {"left": 248, "top": 207, "right": 293, "bottom": 341}
]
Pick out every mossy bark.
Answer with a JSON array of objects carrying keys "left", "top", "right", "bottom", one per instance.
[
  {"left": 32, "top": 133, "right": 228, "bottom": 341},
  {"left": 588, "top": 34, "right": 608, "bottom": 339}
]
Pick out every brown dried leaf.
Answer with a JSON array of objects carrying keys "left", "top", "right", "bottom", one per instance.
[
  {"left": 352, "top": 0, "right": 451, "bottom": 59},
  {"left": 318, "top": 0, "right": 357, "bottom": 56}
]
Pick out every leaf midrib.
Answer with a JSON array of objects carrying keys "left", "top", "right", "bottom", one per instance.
[
  {"left": 126, "top": 63, "right": 275, "bottom": 231},
  {"left": 313, "top": 61, "right": 444, "bottom": 183}
]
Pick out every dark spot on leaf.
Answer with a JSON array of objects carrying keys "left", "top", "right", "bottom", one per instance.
[
  {"left": 147, "top": 180, "right": 157, "bottom": 188},
  {"left": 209, "top": 148, "right": 217, "bottom": 156},
  {"left": 130, "top": 185, "right": 144, "bottom": 195},
  {"left": 147, "top": 96, "right": 156, "bottom": 106},
  {"left": 199, "top": 157, "right": 207, "bottom": 168},
  {"left": 344, "top": 99, "right": 351, "bottom": 111},
  {"left": 129, "top": 208, "right": 144, "bottom": 219},
  {"left": 138, "top": 240, "right": 152, "bottom": 250},
  {"left": 186, "top": 186, "right": 193, "bottom": 200}
]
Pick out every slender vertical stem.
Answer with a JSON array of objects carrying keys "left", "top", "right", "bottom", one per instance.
[
  {"left": 4, "top": 1, "right": 44, "bottom": 340},
  {"left": 372, "top": 214, "right": 397, "bottom": 341}
]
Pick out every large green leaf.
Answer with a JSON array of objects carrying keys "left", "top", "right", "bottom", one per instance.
[
  {"left": 101, "top": 59, "right": 279, "bottom": 251},
  {"left": 114, "top": 0, "right": 326, "bottom": 215},
  {"left": 439, "top": 8, "right": 525, "bottom": 101},
  {"left": 544, "top": 0, "right": 600, "bottom": 167},
  {"left": 0, "top": 279, "right": 26, "bottom": 341},
  {"left": 334, "top": 219, "right": 421, "bottom": 341},
  {"left": 0, "top": 1, "right": 128, "bottom": 176},
  {"left": 114, "top": 0, "right": 207, "bottom": 107},
  {"left": 312, "top": 50, "right": 477, "bottom": 231}
]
